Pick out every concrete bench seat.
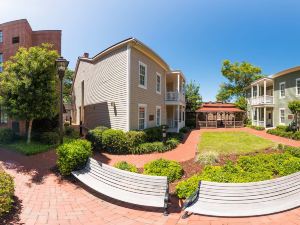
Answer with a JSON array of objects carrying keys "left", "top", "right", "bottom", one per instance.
[
  {"left": 72, "top": 158, "right": 169, "bottom": 215},
  {"left": 183, "top": 171, "right": 300, "bottom": 217}
]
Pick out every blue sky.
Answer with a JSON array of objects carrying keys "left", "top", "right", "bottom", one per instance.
[{"left": 2, "top": 0, "right": 300, "bottom": 101}]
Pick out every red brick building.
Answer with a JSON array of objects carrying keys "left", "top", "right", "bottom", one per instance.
[{"left": 0, "top": 19, "right": 61, "bottom": 134}]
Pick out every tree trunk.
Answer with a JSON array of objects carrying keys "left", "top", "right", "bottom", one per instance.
[{"left": 27, "top": 119, "right": 33, "bottom": 144}]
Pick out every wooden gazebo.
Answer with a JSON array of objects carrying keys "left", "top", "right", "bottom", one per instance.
[{"left": 196, "top": 102, "right": 245, "bottom": 129}]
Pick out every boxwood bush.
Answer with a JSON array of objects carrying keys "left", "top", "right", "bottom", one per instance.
[
  {"left": 40, "top": 132, "right": 60, "bottom": 145},
  {"left": 114, "top": 161, "right": 138, "bottom": 173},
  {"left": 126, "top": 131, "right": 146, "bottom": 152},
  {"left": 176, "top": 152, "right": 300, "bottom": 198},
  {"left": 144, "top": 126, "right": 163, "bottom": 142},
  {"left": 56, "top": 139, "right": 92, "bottom": 176},
  {"left": 0, "top": 170, "right": 14, "bottom": 217},
  {"left": 86, "top": 126, "right": 108, "bottom": 149},
  {"left": 246, "top": 125, "right": 265, "bottom": 130},
  {"left": 0, "top": 128, "right": 14, "bottom": 144},
  {"left": 143, "top": 158, "right": 183, "bottom": 182},
  {"left": 102, "top": 129, "right": 128, "bottom": 154}
]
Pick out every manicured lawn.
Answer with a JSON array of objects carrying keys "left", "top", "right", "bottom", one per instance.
[
  {"left": 198, "top": 131, "right": 275, "bottom": 155},
  {"left": 0, "top": 137, "right": 76, "bottom": 156}
]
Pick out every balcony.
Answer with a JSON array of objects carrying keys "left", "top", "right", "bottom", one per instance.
[
  {"left": 165, "top": 91, "right": 185, "bottom": 103},
  {"left": 249, "top": 95, "right": 274, "bottom": 105}
]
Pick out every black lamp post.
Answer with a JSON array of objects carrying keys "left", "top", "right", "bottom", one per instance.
[{"left": 55, "top": 56, "right": 69, "bottom": 144}]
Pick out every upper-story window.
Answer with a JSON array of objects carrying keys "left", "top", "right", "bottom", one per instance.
[
  {"left": 138, "top": 62, "right": 147, "bottom": 89},
  {"left": 0, "top": 53, "right": 3, "bottom": 73},
  {"left": 296, "top": 78, "right": 300, "bottom": 96},
  {"left": 12, "top": 36, "right": 19, "bottom": 44},
  {"left": 0, "top": 31, "right": 3, "bottom": 43},
  {"left": 156, "top": 73, "right": 161, "bottom": 94},
  {"left": 279, "top": 82, "right": 285, "bottom": 98}
]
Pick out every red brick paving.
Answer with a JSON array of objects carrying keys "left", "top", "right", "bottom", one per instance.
[{"left": 0, "top": 128, "right": 300, "bottom": 224}]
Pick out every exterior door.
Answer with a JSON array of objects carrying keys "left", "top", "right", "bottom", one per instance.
[{"left": 266, "top": 110, "right": 273, "bottom": 127}]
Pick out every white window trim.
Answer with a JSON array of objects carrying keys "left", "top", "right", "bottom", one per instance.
[
  {"left": 156, "top": 106, "right": 161, "bottom": 126},
  {"left": 279, "top": 108, "right": 285, "bottom": 125},
  {"left": 296, "top": 78, "right": 300, "bottom": 96},
  {"left": 279, "top": 82, "right": 286, "bottom": 99},
  {"left": 156, "top": 72, "right": 161, "bottom": 94},
  {"left": 138, "top": 104, "right": 147, "bottom": 130},
  {"left": 138, "top": 61, "right": 147, "bottom": 89}
]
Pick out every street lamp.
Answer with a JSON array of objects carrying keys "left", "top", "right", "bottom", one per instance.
[{"left": 55, "top": 56, "right": 69, "bottom": 144}]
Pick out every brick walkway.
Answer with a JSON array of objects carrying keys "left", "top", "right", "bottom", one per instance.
[{"left": 0, "top": 129, "right": 300, "bottom": 224}]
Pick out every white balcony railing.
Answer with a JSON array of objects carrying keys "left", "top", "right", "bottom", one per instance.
[
  {"left": 166, "top": 91, "right": 185, "bottom": 102},
  {"left": 249, "top": 95, "right": 273, "bottom": 105}
]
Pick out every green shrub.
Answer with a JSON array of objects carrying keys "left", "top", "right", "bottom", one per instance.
[
  {"left": 86, "top": 126, "right": 108, "bottom": 149},
  {"left": 246, "top": 125, "right": 265, "bottom": 130},
  {"left": 166, "top": 138, "right": 180, "bottom": 149},
  {"left": 0, "top": 128, "right": 14, "bottom": 144},
  {"left": 267, "top": 128, "right": 300, "bottom": 140},
  {"left": 56, "top": 139, "right": 92, "bottom": 175},
  {"left": 102, "top": 129, "right": 128, "bottom": 154},
  {"left": 64, "top": 126, "right": 80, "bottom": 139},
  {"left": 283, "top": 146, "right": 300, "bottom": 158},
  {"left": 175, "top": 152, "right": 300, "bottom": 198},
  {"left": 114, "top": 161, "right": 138, "bottom": 173},
  {"left": 132, "top": 142, "right": 167, "bottom": 154},
  {"left": 198, "top": 151, "right": 219, "bottom": 165},
  {"left": 126, "top": 130, "right": 146, "bottom": 151},
  {"left": 167, "top": 132, "right": 185, "bottom": 142},
  {"left": 144, "top": 126, "right": 162, "bottom": 142},
  {"left": 143, "top": 158, "right": 183, "bottom": 182},
  {"left": 40, "top": 132, "right": 59, "bottom": 145},
  {"left": 179, "top": 127, "right": 190, "bottom": 133},
  {"left": 0, "top": 170, "right": 14, "bottom": 217}
]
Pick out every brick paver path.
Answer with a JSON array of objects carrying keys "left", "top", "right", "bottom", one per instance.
[{"left": 1, "top": 128, "right": 300, "bottom": 224}]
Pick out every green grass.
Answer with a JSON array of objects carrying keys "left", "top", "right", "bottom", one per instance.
[
  {"left": 0, "top": 140, "right": 55, "bottom": 155},
  {"left": 0, "top": 136, "right": 78, "bottom": 156},
  {"left": 198, "top": 131, "right": 275, "bottom": 155}
]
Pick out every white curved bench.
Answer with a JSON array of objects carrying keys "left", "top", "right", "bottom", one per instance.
[
  {"left": 72, "top": 158, "right": 169, "bottom": 215},
  {"left": 183, "top": 171, "right": 300, "bottom": 217}
]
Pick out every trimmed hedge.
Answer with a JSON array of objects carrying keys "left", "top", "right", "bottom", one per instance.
[
  {"left": 176, "top": 152, "right": 300, "bottom": 198},
  {"left": 0, "top": 128, "right": 14, "bottom": 144},
  {"left": 114, "top": 161, "right": 138, "bottom": 173},
  {"left": 0, "top": 169, "right": 14, "bottom": 217},
  {"left": 64, "top": 126, "right": 80, "bottom": 139},
  {"left": 143, "top": 158, "right": 183, "bottom": 182},
  {"left": 86, "top": 126, "right": 108, "bottom": 149},
  {"left": 40, "top": 132, "right": 59, "bottom": 145},
  {"left": 126, "top": 131, "right": 146, "bottom": 152},
  {"left": 56, "top": 139, "right": 92, "bottom": 176},
  {"left": 102, "top": 129, "right": 128, "bottom": 154},
  {"left": 144, "top": 126, "right": 163, "bottom": 142},
  {"left": 246, "top": 125, "right": 265, "bottom": 131},
  {"left": 267, "top": 126, "right": 300, "bottom": 140}
]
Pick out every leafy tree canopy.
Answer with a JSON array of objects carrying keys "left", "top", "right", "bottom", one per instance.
[
  {"left": 0, "top": 44, "right": 59, "bottom": 143},
  {"left": 63, "top": 69, "right": 74, "bottom": 104},
  {"left": 216, "top": 60, "right": 264, "bottom": 103},
  {"left": 185, "top": 80, "right": 202, "bottom": 112}
]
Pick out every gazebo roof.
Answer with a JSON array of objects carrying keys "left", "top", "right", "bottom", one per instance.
[{"left": 196, "top": 102, "right": 245, "bottom": 113}]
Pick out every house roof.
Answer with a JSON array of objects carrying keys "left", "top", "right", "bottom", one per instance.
[
  {"left": 271, "top": 66, "right": 300, "bottom": 79},
  {"left": 196, "top": 102, "right": 245, "bottom": 113}
]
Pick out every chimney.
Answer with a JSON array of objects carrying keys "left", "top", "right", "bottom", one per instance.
[{"left": 83, "top": 52, "right": 89, "bottom": 58}]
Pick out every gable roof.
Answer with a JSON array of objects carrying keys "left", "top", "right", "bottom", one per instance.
[{"left": 271, "top": 66, "right": 300, "bottom": 79}]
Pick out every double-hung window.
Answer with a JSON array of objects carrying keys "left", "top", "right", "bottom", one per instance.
[
  {"left": 296, "top": 79, "right": 300, "bottom": 96},
  {"left": 279, "top": 108, "right": 285, "bottom": 124},
  {"left": 0, "top": 31, "right": 3, "bottom": 43},
  {"left": 156, "top": 106, "right": 161, "bottom": 126},
  {"left": 138, "top": 62, "right": 147, "bottom": 89},
  {"left": 156, "top": 73, "right": 161, "bottom": 94},
  {"left": 138, "top": 104, "right": 147, "bottom": 130},
  {"left": 279, "top": 82, "right": 285, "bottom": 98}
]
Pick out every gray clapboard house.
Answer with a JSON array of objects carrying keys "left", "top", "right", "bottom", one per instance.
[
  {"left": 72, "top": 38, "right": 186, "bottom": 132},
  {"left": 246, "top": 66, "right": 300, "bottom": 128}
]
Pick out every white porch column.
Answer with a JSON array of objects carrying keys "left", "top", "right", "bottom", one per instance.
[
  {"left": 177, "top": 105, "right": 180, "bottom": 132},
  {"left": 264, "top": 79, "right": 267, "bottom": 104},
  {"left": 251, "top": 107, "right": 254, "bottom": 125},
  {"left": 264, "top": 107, "right": 266, "bottom": 128},
  {"left": 177, "top": 74, "right": 180, "bottom": 100},
  {"left": 257, "top": 107, "right": 260, "bottom": 126}
]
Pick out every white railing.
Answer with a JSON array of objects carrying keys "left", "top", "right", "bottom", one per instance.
[
  {"left": 253, "top": 120, "right": 265, "bottom": 127},
  {"left": 166, "top": 91, "right": 185, "bottom": 102},
  {"left": 249, "top": 95, "right": 273, "bottom": 105}
]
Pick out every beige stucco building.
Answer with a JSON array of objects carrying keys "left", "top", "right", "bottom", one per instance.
[{"left": 72, "top": 38, "right": 186, "bottom": 132}]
